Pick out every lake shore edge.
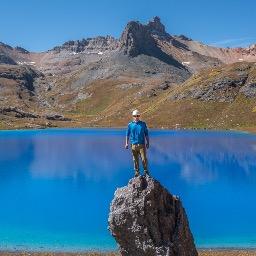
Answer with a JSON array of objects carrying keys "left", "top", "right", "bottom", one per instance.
[
  {"left": 1, "top": 249, "right": 256, "bottom": 256},
  {"left": 0, "top": 125, "right": 255, "bottom": 135}
]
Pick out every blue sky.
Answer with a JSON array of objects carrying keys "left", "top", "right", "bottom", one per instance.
[{"left": 1, "top": 0, "right": 255, "bottom": 52}]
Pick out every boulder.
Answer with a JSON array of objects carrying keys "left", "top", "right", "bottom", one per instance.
[
  {"left": 45, "top": 113, "right": 71, "bottom": 121},
  {"left": 0, "top": 107, "right": 39, "bottom": 118},
  {"left": 108, "top": 175, "right": 198, "bottom": 256}
]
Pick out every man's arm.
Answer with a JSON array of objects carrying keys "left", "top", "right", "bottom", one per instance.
[
  {"left": 125, "top": 124, "right": 130, "bottom": 149},
  {"left": 125, "top": 136, "right": 129, "bottom": 149}
]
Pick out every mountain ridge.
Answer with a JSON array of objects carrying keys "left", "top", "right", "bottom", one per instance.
[
  {"left": 1, "top": 16, "right": 256, "bottom": 59},
  {"left": 0, "top": 17, "right": 256, "bottom": 131}
]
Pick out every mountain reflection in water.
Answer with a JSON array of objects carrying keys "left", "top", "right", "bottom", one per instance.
[{"left": 0, "top": 128, "right": 256, "bottom": 250}]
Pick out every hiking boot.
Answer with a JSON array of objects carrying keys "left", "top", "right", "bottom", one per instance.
[{"left": 144, "top": 170, "right": 150, "bottom": 176}]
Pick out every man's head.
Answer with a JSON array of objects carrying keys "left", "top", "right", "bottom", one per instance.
[{"left": 132, "top": 109, "right": 140, "bottom": 122}]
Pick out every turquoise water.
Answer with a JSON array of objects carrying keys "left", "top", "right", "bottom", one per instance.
[{"left": 0, "top": 128, "right": 256, "bottom": 251}]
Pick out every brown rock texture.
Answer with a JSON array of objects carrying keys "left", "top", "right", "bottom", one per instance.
[{"left": 108, "top": 175, "right": 198, "bottom": 256}]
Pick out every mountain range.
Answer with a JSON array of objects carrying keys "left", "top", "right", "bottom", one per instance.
[{"left": 0, "top": 17, "right": 256, "bottom": 131}]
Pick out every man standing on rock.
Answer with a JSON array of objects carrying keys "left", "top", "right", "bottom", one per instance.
[{"left": 125, "top": 110, "right": 150, "bottom": 177}]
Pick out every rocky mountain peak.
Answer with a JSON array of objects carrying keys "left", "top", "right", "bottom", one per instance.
[
  {"left": 176, "top": 34, "right": 193, "bottom": 41},
  {"left": 52, "top": 35, "right": 119, "bottom": 53},
  {"left": 14, "top": 46, "right": 29, "bottom": 54},
  {"left": 147, "top": 16, "right": 167, "bottom": 36},
  {"left": 248, "top": 43, "right": 256, "bottom": 54},
  {"left": 248, "top": 43, "right": 256, "bottom": 49},
  {"left": 120, "top": 20, "right": 156, "bottom": 57},
  {"left": 119, "top": 17, "right": 172, "bottom": 58},
  {"left": 0, "top": 42, "right": 13, "bottom": 50}
]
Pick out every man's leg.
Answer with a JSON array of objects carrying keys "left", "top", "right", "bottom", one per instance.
[
  {"left": 131, "top": 144, "right": 140, "bottom": 177},
  {"left": 139, "top": 144, "right": 149, "bottom": 175}
]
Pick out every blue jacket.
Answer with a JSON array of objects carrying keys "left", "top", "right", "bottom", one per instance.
[{"left": 126, "top": 120, "right": 149, "bottom": 145}]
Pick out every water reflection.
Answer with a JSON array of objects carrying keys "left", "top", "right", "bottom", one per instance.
[
  {"left": 10, "top": 130, "right": 256, "bottom": 185},
  {"left": 28, "top": 136, "right": 129, "bottom": 180},
  {"left": 150, "top": 134, "right": 256, "bottom": 184},
  {"left": 0, "top": 129, "right": 256, "bottom": 249}
]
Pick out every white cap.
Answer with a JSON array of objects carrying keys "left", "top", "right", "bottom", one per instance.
[{"left": 132, "top": 109, "right": 140, "bottom": 116}]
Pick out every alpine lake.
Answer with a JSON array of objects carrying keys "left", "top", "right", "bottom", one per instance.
[{"left": 0, "top": 128, "right": 256, "bottom": 252}]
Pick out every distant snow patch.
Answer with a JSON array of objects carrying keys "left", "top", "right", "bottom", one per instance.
[{"left": 17, "top": 61, "right": 36, "bottom": 66}]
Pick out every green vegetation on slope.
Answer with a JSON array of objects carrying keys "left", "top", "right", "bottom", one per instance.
[{"left": 1, "top": 62, "right": 256, "bottom": 132}]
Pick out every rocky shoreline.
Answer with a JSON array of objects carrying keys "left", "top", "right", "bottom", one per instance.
[
  {"left": 0, "top": 125, "right": 255, "bottom": 134},
  {"left": 1, "top": 250, "right": 256, "bottom": 256}
]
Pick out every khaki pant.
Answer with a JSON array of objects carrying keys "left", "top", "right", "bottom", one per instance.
[{"left": 131, "top": 144, "right": 148, "bottom": 172}]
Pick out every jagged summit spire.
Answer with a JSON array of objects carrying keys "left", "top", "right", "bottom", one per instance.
[
  {"left": 119, "top": 16, "right": 170, "bottom": 57},
  {"left": 147, "top": 16, "right": 166, "bottom": 35}
]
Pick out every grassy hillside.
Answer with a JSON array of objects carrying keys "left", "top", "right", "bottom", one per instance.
[
  {"left": 63, "top": 62, "right": 256, "bottom": 132},
  {"left": 1, "top": 62, "right": 256, "bottom": 132}
]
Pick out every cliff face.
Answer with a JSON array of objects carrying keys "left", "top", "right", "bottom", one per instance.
[
  {"left": 108, "top": 175, "right": 198, "bottom": 256},
  {"left": 119, "top": 16, "right": 170, "bottom": 57},
  {"left": 52, "top": 36, "right": 119, "bottom": 53},
  {"left": 171, "top": 62, "right": 256, "bottom": 102}
]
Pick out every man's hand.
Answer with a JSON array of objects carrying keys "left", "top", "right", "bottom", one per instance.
[
  {"left": 125, "top": 143, "right": 129, "bottom": 149},
  {"left": 146, "top": 142, "right": 149, "bottom": 149}
]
